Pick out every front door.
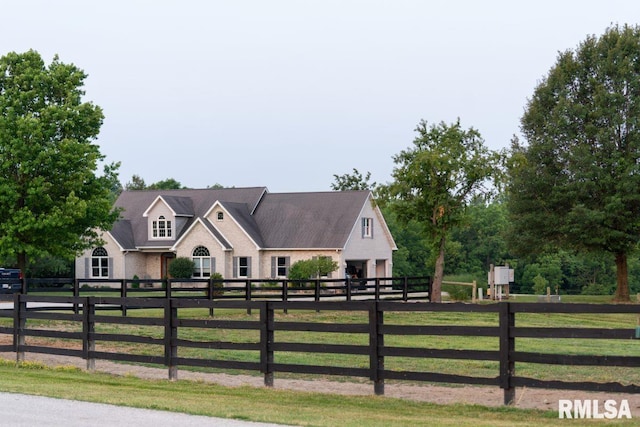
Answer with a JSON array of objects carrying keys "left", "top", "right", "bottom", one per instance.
[{"left": 161, "top": 252, "right": 176, "bottom": 278}]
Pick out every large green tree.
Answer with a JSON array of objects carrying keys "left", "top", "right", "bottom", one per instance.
[
  {"left": 508, "top": 25, "right": 640, "bottom": 302},
  {"left": 0, "top": 50, "right": 119, "bottom": 272},
  {"left": 384, "top": 119, "right": 500, "bottom": 302}
]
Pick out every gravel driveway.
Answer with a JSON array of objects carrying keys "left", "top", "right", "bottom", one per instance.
[{"left": 0, "top": 392, "right": 285, "bottom": 427}]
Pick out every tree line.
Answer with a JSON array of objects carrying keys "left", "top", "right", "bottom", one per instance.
[{"left": 2, "top": 25, "right": 640, "bottom": 301}]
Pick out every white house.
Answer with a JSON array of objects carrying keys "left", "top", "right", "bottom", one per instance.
[{"left": 76, "top": 187, "right": 397, "bottom": 281}]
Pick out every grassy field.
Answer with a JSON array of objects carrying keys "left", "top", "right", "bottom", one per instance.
[
  {"left": 0, "top": 359, "right": 578, "bottom": 426},
  {"left": 4, "top": 296, "right": 639, "bottom": 385},
  {"left": 0, "top": 295, "right": 638, "bottom": 425}
]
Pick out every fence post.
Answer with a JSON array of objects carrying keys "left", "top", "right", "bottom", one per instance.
[
  {"left": 165, "top": 278, "right": 172, "bottom": 299},
  {"left": 120, "top": 279, "right": 127, "bottom": 316},
  {"left": 13, "top": 293, "right": 26, "bottom": 362},
  {"left": 246, "top": 280, "right": 252, "bottom": 315},
  {"left": 472, "top": 280, "right": 477, "bottom": 303},
  {"left": 83, "top": 297, "right": 96, "bottom": 370},
  {"left": 369, "top": 301, "right": 384, "bottom": 395},
  {"left": 208, "top": 278, "right": 214, "bottom": 317},
  {"left": 261, "top": 301, "right": 274, "bottom": 387},
  {"left": 499, "top": 302, "right": 515, "bottom": 405},
  {"left": 315, "top": 279, "right": 320, "bottom": 312},
  {"left": 282, "top": 280, "right": 288, "bottom": 314},
  {"left": 374, "top": 278, "right": 380, "bottom": 300},
  {"left": 346, "top": 277, "right": 352, "bottom": 301},
  {"left": 165, "top": 298, "right": 178, "bottom": 381}
]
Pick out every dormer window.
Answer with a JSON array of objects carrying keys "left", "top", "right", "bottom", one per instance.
[
  {"left": 217, "top": 212, "right": 224, "bottom": 221},
  {"left": 152, "top": 215, "right": 172, "bottom": 238}
]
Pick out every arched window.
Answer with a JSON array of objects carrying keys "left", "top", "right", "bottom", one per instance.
[
  {"left": 152, "top": 215, "right": 172, "bottom": 238},
  {"left": 192, "top": 246, "right": 211, "bottom": 277},
  {"left": 91, "top": 247, "right": 109, "bottom": 278}
]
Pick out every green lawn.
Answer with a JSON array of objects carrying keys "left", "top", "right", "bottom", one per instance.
[
  {"left": 0, "top": 359, "right": 573, "bottom": 426},
  {"left": 0, "top": 297, "right": 638, "bottom": 425}
]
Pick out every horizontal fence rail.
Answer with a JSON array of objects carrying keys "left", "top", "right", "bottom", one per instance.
[
  {"left": 3, "top": 277, "right": 433, "bottom": 310},
  {"left": 0, "top": 295, "right": 638, "bottom": 405}
]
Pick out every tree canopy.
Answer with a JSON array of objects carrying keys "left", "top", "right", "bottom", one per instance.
[
  {"left": 383, "top": 119, "right": 500, "bottom": 302},
  {"left": 331, "top": 168, "right": 376, "bottom": 191},
  {"left": 508, "top": 24, "right": 640, "bottom": 301},
  {"left": 124, "top": 175, "right": 185, "bottom": 190},
  {"left": 0, "top": 50, "right": 119, "bottom": 271}
]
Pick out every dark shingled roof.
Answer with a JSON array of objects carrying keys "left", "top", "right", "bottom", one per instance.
[
  {"left": 161, "top": 195, "right": 194, "bottom": 216},
  {"left": 111, "top": 187, "right": 267, "bottom": 250},
  {"left": 253, "top": 191, "right": 371, "bottom": 248},
  {"left": 107, "top": 187, "right": 373, "bottom": 250}
]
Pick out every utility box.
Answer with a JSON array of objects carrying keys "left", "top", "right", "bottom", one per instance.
[
  {"left": 494, "top": 266, "right": 514, "bottom": 285},
  {"left": 488, "top": 265, "right": 515, "bottom": 300}
]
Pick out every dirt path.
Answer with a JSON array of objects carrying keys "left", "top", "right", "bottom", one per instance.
[{"left": 2, "top": 351, "right": 639, "bottom": 416}]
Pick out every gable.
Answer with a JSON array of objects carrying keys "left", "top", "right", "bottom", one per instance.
[
  {"left": 171, "top": 217, "right": 232, "bottom": 251},
  {"left": 109, "top": 187, "right": 267, "bottom": 250}
]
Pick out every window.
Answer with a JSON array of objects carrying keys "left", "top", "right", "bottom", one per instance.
[
  {"left": 217, "top": 211, "right": 224, "bottom": 221},
  {"left": 152, "top": 215, "right": 172, "bottom": 238},
  {"left": 233, "top": 256, "right": 251, "bottom": 278},
  {"left": 192, "top": 246, "right": 212, "bottom": 277},
  {"left": 91, "top": 247, "right": 109, "bottom": 278},
  {"left": 362, "top": 217, "right": 373, "bottom": 238},
  {"left": 271, "top": 256, "right": 290, "bottom": 277}
]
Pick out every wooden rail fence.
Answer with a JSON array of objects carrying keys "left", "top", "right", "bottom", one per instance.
[
  {"left": 0, "top": 295, "right": 639, "bottom": 405},
  {"left": 1, "top": 276, "right": 433, "bottom": 308}
]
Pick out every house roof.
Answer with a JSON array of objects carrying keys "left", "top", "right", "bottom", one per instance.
[
  {"left": 108, "top": 187, "right": 381, "bottom": 251},
  {"left": 253, "top": 191, "right": 371, "bottom": 248},
  {"left": 112, "top": 187, "right": 267, "bottom": 250}
]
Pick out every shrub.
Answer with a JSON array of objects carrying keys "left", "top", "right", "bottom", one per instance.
[
  {"left": 288, "top": 258, "right": 338, "bottom": 280},
  {"left": 210, "top": 272, "right": 224, "bottom": 296},
  {"left": 169, "top": 257, "right": 195, "bottom": 278},
  {"left": 532, "top": 274, "right": 549, "bottom": 295},
  {"left": 443, "top": 284, "right": 472, "bottom": 301}
]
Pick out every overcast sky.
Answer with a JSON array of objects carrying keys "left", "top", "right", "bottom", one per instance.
[{"left": 3, "top": 1, "right": 640, "bottom": 192}]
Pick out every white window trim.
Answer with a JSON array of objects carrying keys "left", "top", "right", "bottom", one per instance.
[{"left": 152, "top": 215, "right": 172, "bottom": 239}]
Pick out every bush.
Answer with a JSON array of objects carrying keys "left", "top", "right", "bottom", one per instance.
[
  {"left": 210, "top": 272, "right": 224, "bottom": 296},
  {"left": 443, "top": 284, "right": 472, "bottom": 301},
  {"left": 288, "top": 258, "right": 338, "bottom": 280},
  {"left": 532, "top": 274, "right": 549, "bottom": 295},
  {"left": 169, "top": 257, "right": 195, "bottom": 278}
]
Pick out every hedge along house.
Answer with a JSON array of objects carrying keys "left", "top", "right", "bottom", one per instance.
[{"left": 75, "top": 187, "right": 397, "bottom": 282}]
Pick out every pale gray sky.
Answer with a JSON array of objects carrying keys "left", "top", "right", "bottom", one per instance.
[{"left": 3, "top": 1, "right": 640, "bottom": 191}]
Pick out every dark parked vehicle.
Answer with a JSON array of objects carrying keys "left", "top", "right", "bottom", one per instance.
[{"left": 0, "top": 268, "right": 22, "bottom": 293}]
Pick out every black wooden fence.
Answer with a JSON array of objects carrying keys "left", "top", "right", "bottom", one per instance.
[
  {"left": 2, "top": 276, "right": 433, "bottom": 306},
  {"left": 0, "top": 295, "right": 638, "bottom": 405}
]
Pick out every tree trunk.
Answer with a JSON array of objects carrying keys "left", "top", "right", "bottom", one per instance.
[
  {"left": 17, "top": 252, "right": 27, "bottom": 274},
  {"left": 432, "top": 235, "right": 446, "bottom": 303},
  {"left": 614, "top": 252, "right": 630, "bottom": 302}
]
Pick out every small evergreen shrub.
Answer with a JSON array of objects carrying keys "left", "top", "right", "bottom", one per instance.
[
  {"left": 169, "top": 257, "right": 195, "bottom": 278},
  {"left": 132, "top": 274, "right": 140, "bottom": 289},
  {"left": 210, "top": 272, "right": 224, "bottom": 296}
]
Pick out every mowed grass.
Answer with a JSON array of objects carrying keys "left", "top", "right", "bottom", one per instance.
[
  {"left": 0, "top": 359, "right": 568, "bottom": 426},
  {"left": 0, "top": 297, "right": 639, "bottom": 425}
]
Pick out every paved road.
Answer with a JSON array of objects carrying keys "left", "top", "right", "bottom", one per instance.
[{"left": 0, "top": 392, "right": 285, "bottom": 427}]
